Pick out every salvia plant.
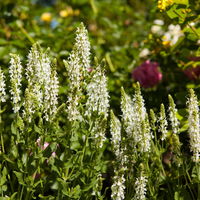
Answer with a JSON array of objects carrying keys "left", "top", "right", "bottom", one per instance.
[{"left": 0, "top": 23, "right": 200, "bottom": 200}]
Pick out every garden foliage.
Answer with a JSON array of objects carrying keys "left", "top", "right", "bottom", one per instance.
[
  {"left": 0, "top": 0, "right": 200, "bottom": 199},
  {"left": 0, "top": 22, "right": 200, "bottom": 200}
]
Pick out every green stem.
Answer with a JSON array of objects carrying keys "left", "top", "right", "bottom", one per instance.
[
  {"left": 196, "top": 164, "right": 200, "bottom": 200},
  {"left": 20, "top": 185, "right": 24, "bottom": 200},
  {"left": 183, "top": 163, "right": 195, "bottom": 200}
]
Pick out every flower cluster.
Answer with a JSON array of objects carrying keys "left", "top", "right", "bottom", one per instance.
[
  {"left": 134, "top": 174, "right": 148, "bottom": 200},
  {"left": 85, "top": 64, "right": 109, "bottom": 118},
  {"left": 0, "top": 67, "right": 6, "bottom": 103},
  {"left": 43, "top": 63, "right": 59, "bottom": 121},
  {"left": 132, "top": 60, "right": 162, "bottom": 88},
  {"left": 65, "top": 23, "right": 91, "bottom": 122},
  {"left": 9, "top": 54, "right": 23, "bottom": 113},
  {"left": 151, "top": 19, "right": 164, "bottom": 35},
  {"left": 168, "top": 95, "right": 179, "bottom": 134},
  {"left": 162, "top": 24, "right": 183, "bottom": 46},
  {"left": 111, "top": 170, "right": 126, "bottom": 200},
  {"left": 187, "top": 89, "right": 200, "bottom": 162},
  {"left": 23, "top": 44, "right": 58, "bottom": 122},
  {"left": 158, "top": 104, "right": 168, "bottom": 141},
  {"left": 158, "top": 0, "right": 174, "bottom": 11},
  {"left": 110, "top": 110, "right": 122, "bottom": 159},
  {"left": 121, "top": 84, "right": 152, "bottom": 154}
]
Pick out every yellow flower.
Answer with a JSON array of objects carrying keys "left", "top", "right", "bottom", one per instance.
[
  {"left": 162, "top": 41, "right": 171, "bottom": 46},
  {"left": 59, "top": 10, "right": 68, "bottom": 18},
  {"left": 158, "top": 0, "right": 174, "bottom": 11},
  {"left": 66, "top": 6, "right": 73, "bottom": 15},
  {"left": 73, "top": 9, "right": 80, "bottom": 16},
  {"left": 40, "top": 12, "right": 52, "bottom": 23}
]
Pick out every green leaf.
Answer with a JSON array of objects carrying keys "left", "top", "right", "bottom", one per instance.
[
  {"left": 174, "top": 0, "right": 188, "bottom": 5},
  {"left": 13, "top": 171, "right": 25, "bottom": 186},
  {"left": 38, "top": 194, "right": 55, "bottom": 200},
  {"left": 10, "top": 192, "right": 18, "bottom": 200},
  {"left": 0, "top": 167, "right": 7, "bottom": 186}
]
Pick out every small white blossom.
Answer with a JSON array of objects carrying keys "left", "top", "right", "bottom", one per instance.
[
  {"left": 139, "top": 49, "right": 150, "bottom": 58},
  {"left": 0, "top": 67, "right": 6, "bottom": 103},
  {"left": 163, "top": 24, "right": 184, "bottom": 45},
  {"left": 154, "top": 19, "right": 164, "bottom": 25},
  {"left": 85, "top": 64, "right": 109, "bottom": 118},
  {"left": 187, "top": 89, "right": 200, "bottom": 162},
  {"left": 134, "top": 174, "right": 148, "bottom": 200},
  {"left": 168, "top": 95, "right": 179, "bottom": 134},
  {"left": 151, "top": 25, "right": 163, "bottom": 35},
  {"left": 9, "top": 54, "right": 23, "bottom": 113},
  {"left": 111, "top": 170, "right": 126, "bottom": 200}
]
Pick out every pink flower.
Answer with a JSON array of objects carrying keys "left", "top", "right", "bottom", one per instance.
[
  {"left": 132, "top": 60, "right": 162, "bottom": 88},
  {"left": 183, "top": 67, "right": 200, "bottom": 80},
  {"left": 183, "top": 57, "right": 200, "bottom": 80},
  {"left": 36, "top": 137, "right": 49, "bottom": 150}
]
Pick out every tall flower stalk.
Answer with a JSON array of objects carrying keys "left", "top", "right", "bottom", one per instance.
[
  {"left": 158, "top": 103, "right": 168, "bottom": 141},
  {"left": 0, "top": 67, "right": 6, "bottom": 103},
  {"left": 9, "top": 54, "right": 23, "bottom": 113},
  {"left": 64, "top": 23, "right": 91, "bottom": 122},
  {"left": 110, "top": 110, "right": 126, "bottom": 200},
  {"left": 187, "top": 89, "right": 200, "bottom": 162},
  {"left": 43, "top": 60, "right": 59, "bottom": 121},
  {"left": 121, "top": 84, "right": 152, "bottom": 154},
  {"left": 168, "top": 95, "right": 179, "bottom": 134},
  {"left": 132, "top": 83, "right": 152, "bottom": 153},
  {"left": 85, "top": 63, "right": 109, "bottom": 118},
  {"left": 110, "top": 110, "right": 121, "bottom": 159},
  {"left": 23, "top": 44, "right": 52, "bottom": 122}
]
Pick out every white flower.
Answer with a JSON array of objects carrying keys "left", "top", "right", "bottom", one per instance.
[
  {"left": 163, "top": 24, "right": 184, "bottom": 45},
  {"left": 43, "top": 64, "right": 59, "bottom": 121},
  {"left": 132, "top": 84, "right": 152, "bottom": 153},
  {"left": 9, "top": 54, "right": 23, "bottom": 113},
  {"left": 121, "top": 85, "right": 152, "bottom": 154},
  {"left": 110, "top": 110, "right": 122, "bottom": 159},
  {"left": 158, "top": 104, "right": 168, "bottom": 141},
  {"left": 25, "top": 44, "right": 51, "bottom": 109},
  {"left": 85, "top": 64, "right": 109, "bottom": 118},
  {"left": 151, "top": 25, "right": 163, "bottom": 35},
  {"left": 187, "top": 89, "right": 200, "bottom": 162},
  {"left": 134, "top": 174, "right": 147, "bottom": 200},
  {"left": 154, "top": 19, "right": 164, "bottom": 26},
  {"left": 92, "top": 119, "right": 107, "bottom": 148},
  {"left": 139, "top": 48, "right": 150, "bottom": 58},
  {"left": 65, "top": 23, "right": 92, "bottom": 122},
  {"left": 23, "top": 44, "right": 52, "bottom": 121},
  {"left": 168, "top": 95, "right": 179, "bottom": 134},
  {"left": 74, "top": 22, "right": 91, "bottom": 72},
  {"left": 111, "top": 170, "right": 126, "bottom": 200},
  {"left": 0, "top": 67, "right": 6, "bottom": 103},
  {"left": 121, "top": 87, "right": 135, "bottom": 138}
]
